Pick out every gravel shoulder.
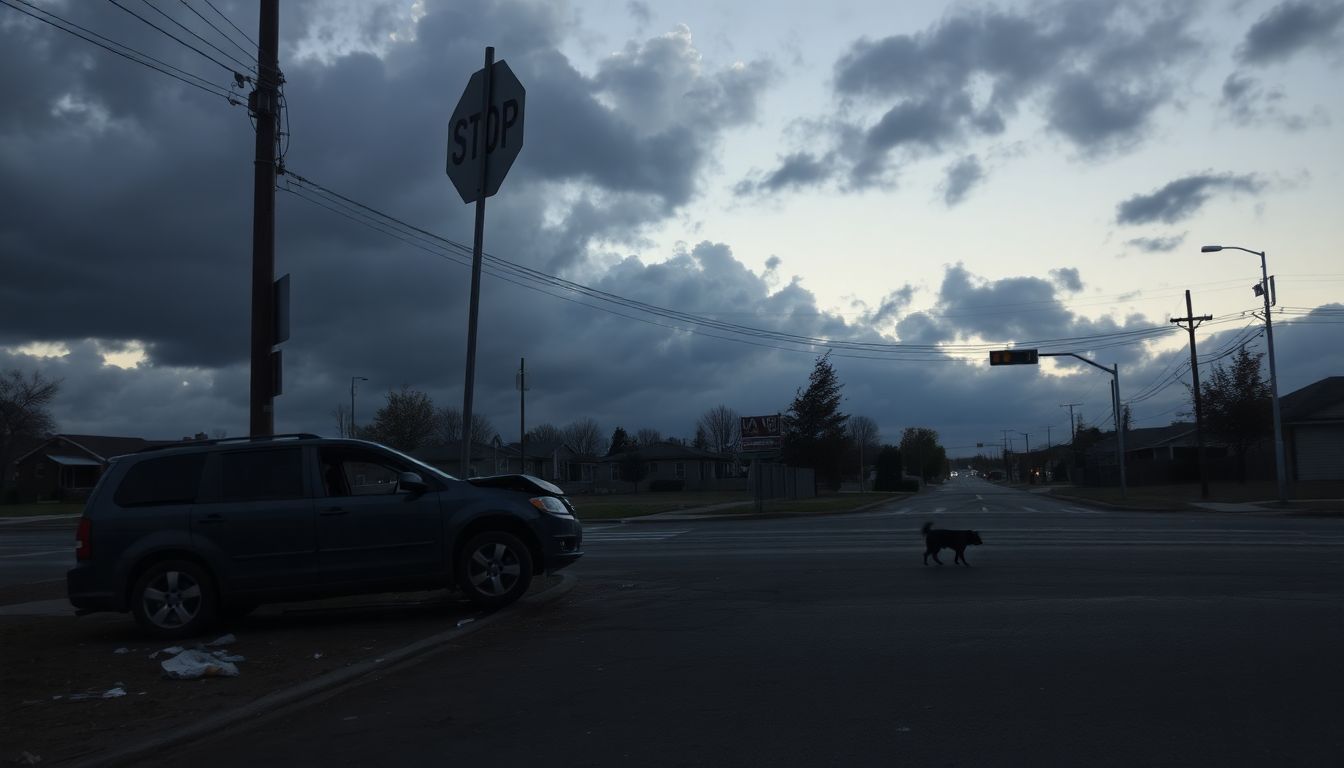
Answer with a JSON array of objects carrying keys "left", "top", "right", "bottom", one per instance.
[{"left": 1, "top": 578, "right": 560, "bottom": 766}]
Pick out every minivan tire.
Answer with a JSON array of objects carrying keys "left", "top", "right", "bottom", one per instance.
[
  {"left": 130, "top": 560, "right": 218, "bottom": 639},
  {"left": 457, "top": 531, "right": 533, "bottom": 610}
]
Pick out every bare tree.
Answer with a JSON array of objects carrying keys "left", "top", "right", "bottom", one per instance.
[
  {"left": 332, "top": 404, "right": 349, "bottom": 438},
  {"left": 562, "top": 417, "right": 604, "bottom": 455},
  {"left": 848, "top": 415, "right": 881, "bottom": 489},
  {"left": 0, "top": 369, "right": 61, "bottom": 499},
  {"left": 432, "top": 406, "right": 497, "bottom": 446},
  {"left": 698, "top": 405, "right": 739, "bottom": 453},
  {"left": 527, "top": 422, "right": 565, "bottom": 446},
  {"left": 364, "top": 385, "right": 436, "bottom": 451},
  {"left": 635, "top": 427, "right": 663, "bottom": 447}
]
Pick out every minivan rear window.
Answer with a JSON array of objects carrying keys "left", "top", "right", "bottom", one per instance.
[{"left": 114, "top": 454, "right": 207, "bottom": 507}]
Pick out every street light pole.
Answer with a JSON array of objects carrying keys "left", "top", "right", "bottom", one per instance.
[
  {"left": 1201, "top": 245, "right": 1288, "bottom": 504},
  {"left": 350, "top": 376, "right": 367, "bottom": 437}
]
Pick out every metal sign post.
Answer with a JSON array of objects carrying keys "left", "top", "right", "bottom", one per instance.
[{"left": 447, "top": 47, "right": 526, "bottom": 478}]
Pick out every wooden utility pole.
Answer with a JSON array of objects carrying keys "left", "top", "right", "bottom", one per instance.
[
  {"left": 248, "top": 0, "right": 280, "bottom": 436},
  {"left": 1172, "top": 290, "right": 1213, "bottom": 499}
]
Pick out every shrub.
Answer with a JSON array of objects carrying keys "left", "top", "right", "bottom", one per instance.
[{"left": 648, "top": 479, "right": 685, "bottom": 492}]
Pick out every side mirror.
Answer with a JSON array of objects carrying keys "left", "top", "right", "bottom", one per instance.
[{"left": 398, "top": 471, "right": 427, "bottom": 495}]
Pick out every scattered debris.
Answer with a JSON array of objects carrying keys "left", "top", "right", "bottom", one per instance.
[
  {"left": 18, "top": 751, "right": 41, "bottom": 766},
  {"left": 342, "top": 716, "right": 358, "bottom": 721},
  {"left": 113, "top": 647, "right": 130, "bottom": 655},
  {"left": 61, "top": 686, "right": 128, "bottom": 702},
  {"left": 313, "top": 652, "right": 323, "bottom": 660},
  {"left": 455, "top": 618, "right": 475, "bottom": 627},
  {"left": 211, "top": 650, "right": 245, "bottom": 663},
  {"left": 205, "top": 633, "right": 237, "bottom": 647},
  {"left": 150, "top": 645, "right": 185, "bottom": 660},
  {"left": 160, "top": 649, "right": 239, "bottom": 679}
]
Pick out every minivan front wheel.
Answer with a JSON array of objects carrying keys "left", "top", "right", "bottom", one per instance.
[
  {"left": 457, "top": 531, "right": 533, "bottom": 610},
  {"left": 131, "top": 560, "right": 217, "bottom": 639}
]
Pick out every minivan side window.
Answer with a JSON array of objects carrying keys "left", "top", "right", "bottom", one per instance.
[
  {"left": 219, "top": 447, "right": 304, "bottom": 502},
  {"left": 319, "top": 447, "right": 407, "bottom": 497},
  {"left": 114, "top": 454, "right": 207, "bottom": 507}
]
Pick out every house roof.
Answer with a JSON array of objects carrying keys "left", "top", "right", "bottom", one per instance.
[
  {"left": 1280, "top": 376, "right": 1344, "bottom": 423},
  {"left": 1088, "top": 423, "right": 1199, "bottom": 454},
  {"left": 499, "top": 441, "right": 599, "bottom": 461},
  {"left": 409, "top": 441, "right": 498, "bottom": 463},
  {"left": 15, "top": 434, "right": 167, "bottom": 465},
  {"left": 601, "top": 442, "right": 731, "bottom": 462}
]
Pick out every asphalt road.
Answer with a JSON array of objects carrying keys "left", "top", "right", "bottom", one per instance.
[
  {"left": 161, "top": 477, "right": 1343, "bottom": 767},
  {"left": 0, "top": 516, "right": 77, "bottom": 592}
]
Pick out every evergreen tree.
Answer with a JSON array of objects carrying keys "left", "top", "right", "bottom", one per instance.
[
  {"left": 607, "top": 426, "right": 631, "bottom": 456},
  {"left": 782, "top": 352, "right": 849, "bottom": 489},
  {"left": 1199, "top": 346, "right": 1272, "bottom": 481}
]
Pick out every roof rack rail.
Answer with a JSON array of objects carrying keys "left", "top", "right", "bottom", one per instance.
[{"left": 136, "top": 433, "right": 323, "bottom": 453}]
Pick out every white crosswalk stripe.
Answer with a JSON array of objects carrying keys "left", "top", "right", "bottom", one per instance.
[{"left": 584, "top": 527, "right": 689, "bottom": 543}]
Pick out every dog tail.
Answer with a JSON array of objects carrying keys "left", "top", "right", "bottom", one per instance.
[{"left": 921, "top": 521, "right": 933, "bottom": 536}]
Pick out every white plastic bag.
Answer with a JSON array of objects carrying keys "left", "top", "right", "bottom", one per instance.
[{"left": 160, "top": 649, "right": 240, "bottom": 679}]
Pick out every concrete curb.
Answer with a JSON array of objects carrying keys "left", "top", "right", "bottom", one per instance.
[{"left": 85, "top": 572, "right": 578, "bottom": 768}]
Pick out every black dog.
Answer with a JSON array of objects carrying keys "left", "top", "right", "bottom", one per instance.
[{"left": 922, "top": 522, "right": 982, "bottom": 566}]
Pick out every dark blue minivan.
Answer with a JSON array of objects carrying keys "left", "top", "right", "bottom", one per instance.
[{"left": 68, "top": 434, "right": 583, "bottom": 638}]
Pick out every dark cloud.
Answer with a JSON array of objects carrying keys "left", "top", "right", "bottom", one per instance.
[
  {"left": 1115, "top": 173, "right": 1266, "bottom": 225},
  {"left": 626, "top": 1, "right": 653, "bottom": 26},
  {"left": 1237, "top": 1, "right": 1344, "bottom": 65},
  {"left": 1219, "top": 71, "right": 1323, "bottom": 130},
  {"left": 737, "top": 152, "right": 833, "bottom": 195},
  {"left": 745, "top": 1, "right": 1200, "bottom": 192},
  {"left": 0, "top": 0, "right": 1336, "bottom": 457},
  {"left": 1124, "top": 234, "right": 1187, "bottom": 253},
  {"left": 1049, "top": 268, "right": 1084, "bottom": 292},
  {"left": 942, "top": 155, "right": 984, "bottom": 206}
]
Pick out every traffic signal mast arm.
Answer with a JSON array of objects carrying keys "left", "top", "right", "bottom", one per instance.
[{"left": 1039, "top": 351, "right": 1112, "bottom": 375}]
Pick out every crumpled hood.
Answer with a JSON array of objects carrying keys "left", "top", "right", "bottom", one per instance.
[{"left": 466, "top": 474, "right": 565, "bottom": 496}]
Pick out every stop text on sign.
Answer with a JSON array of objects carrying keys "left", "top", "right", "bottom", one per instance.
[{"left": 449, "top": 99, "right": 521, "bottom": 166}]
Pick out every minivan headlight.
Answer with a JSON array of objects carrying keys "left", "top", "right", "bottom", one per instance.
[{"left": 529, "top": 496, "right": 572, "bottom": 517}]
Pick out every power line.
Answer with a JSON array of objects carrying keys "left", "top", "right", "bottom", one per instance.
[
  {"left": 179, "top": 0, "right": 257, "bottom": 63},
  {"left": 133, "top": 0, "right": 256, "bottom": 73},
  {"left": 200, "top": 0, "right": 257, "bottom": 48},
  {"left": 282, "top": 169, "right": 1194, "bottom": 360},
  {"left": 105, "top": 0, "right": 248, "bottom": 77},
  {"left": 1, "top": 0, "right": 241, "bottom": 104}
]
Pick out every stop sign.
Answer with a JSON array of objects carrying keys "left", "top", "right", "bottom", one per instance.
[{"left": 446, "top": 59, "right": 525, "bottom": 204}]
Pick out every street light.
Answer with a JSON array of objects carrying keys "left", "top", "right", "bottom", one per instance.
[
  {"left": 350, "top": 376, "right": 368, "bottom": 438},
  {"left": 1200, "top": 244, "right": 1287, "bottom": 503}
]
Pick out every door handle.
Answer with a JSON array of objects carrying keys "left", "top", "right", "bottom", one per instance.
[{"left": 320, "top": 507, "right": 348, "bottom": 516}]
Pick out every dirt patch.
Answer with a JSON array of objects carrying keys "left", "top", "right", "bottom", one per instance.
[{"left": 0, "top": 579, "right": 557, "bottom": 766}]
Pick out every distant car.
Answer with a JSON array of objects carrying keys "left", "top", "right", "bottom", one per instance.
[{"left": 67, "top": 434, "right": 583, "bottom": 638}]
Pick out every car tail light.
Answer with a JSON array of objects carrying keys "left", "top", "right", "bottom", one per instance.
[{"left": 75, "top": 517, "right": 92, "bottom": 561}]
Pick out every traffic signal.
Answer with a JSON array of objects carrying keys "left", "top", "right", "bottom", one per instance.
[{"left": 989, "top": 349, "right": 1039, "bottom": 366}]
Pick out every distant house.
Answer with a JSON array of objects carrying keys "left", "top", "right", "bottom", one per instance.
[
  {"left": 496, "top": 441, "right": 600, "bottom": 493},
  {"left": 1281, "top": 376, "right": 1344, "bottom": 482},
  {"left": 409, "top": 439, "right": 601, "bottom": 493},
  {"left": 1084, "top": 422, "right": 1229, "bottom": 485},
  {"left": 408, "top": 439, "right": 503, "bottom": 479},
  {"left": 12, "top": 434, "right": 171, "bottom": 503},
  {"left": 597, "top": 442, "right": 741, "bottom": 493}
]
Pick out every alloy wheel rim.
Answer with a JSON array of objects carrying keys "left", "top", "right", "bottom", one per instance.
[
  {"left": 141, "top": 569, "right": 203, "bottom": 628},
  {"left": 468, "top": 542, "right": 522, "bottom": 596}
]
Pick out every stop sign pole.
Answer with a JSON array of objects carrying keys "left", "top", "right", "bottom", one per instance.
[{"left": 458, "top": 47, "right": 494, "bottom": 478}]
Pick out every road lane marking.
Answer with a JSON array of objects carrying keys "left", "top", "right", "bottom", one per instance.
[{"left": 0, "top": 549, "right": 69, "bottom": 559}]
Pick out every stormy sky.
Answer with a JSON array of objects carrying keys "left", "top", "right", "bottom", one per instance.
[{"left": 1, "top": 0, "right": 1341, "bottom": 457}]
